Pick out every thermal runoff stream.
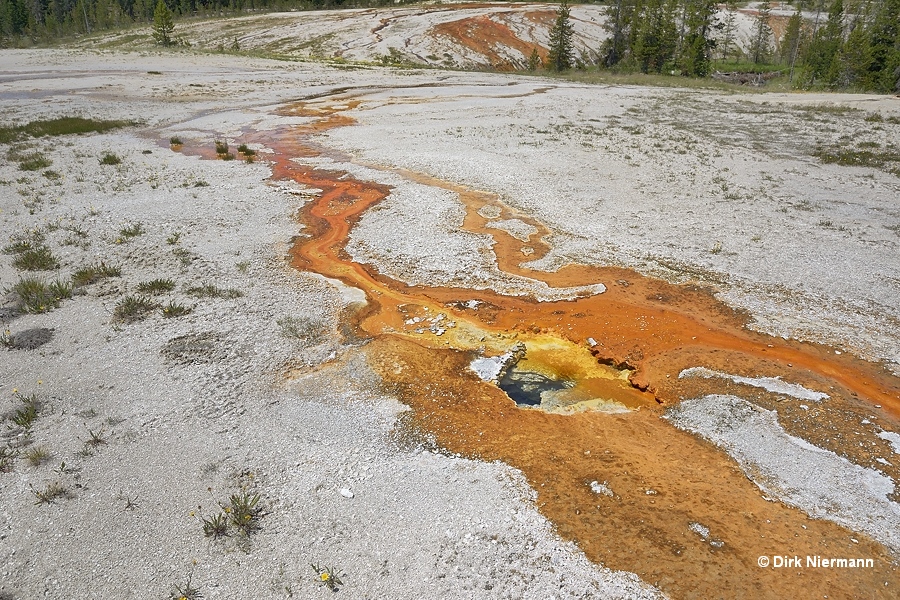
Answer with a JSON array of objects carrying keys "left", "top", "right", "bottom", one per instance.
[{"left": 178, "top": 92, "right": 900, "bottom": 599}]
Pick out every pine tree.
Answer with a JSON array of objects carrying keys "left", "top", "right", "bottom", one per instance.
[
  {"left": 865, "top": 0, "right": 900, "bottom": 92},
  {"left": 805, "top": 0, "right": 845, "bottom": 81},
  {"left": 152, "top": 0, "right": 174, "bottom": 46},
  {"left": 547, "top": 1, "right": 574, "bottom": 71},
  {"left": 632, "top": 0, "right": 678, "bottom": 73},
  {"left": 679, "top": 0, "right": 717, "bottom": 77},
  {"left": 602, "top": 0, "right": 637, "bottom": 67},
  {"left": 719, "top": 1, "right": 738, "bottom": 62},
  {"left": 750, "top": 1, "right": 773, "bottom": 64},
  {"left": 832, "top": 18, "right": 871, "bottom": 87},
  {"left": 780, "top": 8, "right": 803, "bottom": 65},
  {"left": 527, "top": 47, "right": 542, "bottom": 71}
]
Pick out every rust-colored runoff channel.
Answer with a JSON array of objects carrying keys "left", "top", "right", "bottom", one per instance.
[{"left": 183, "top": 98, "right": 900, "bottom": 599}]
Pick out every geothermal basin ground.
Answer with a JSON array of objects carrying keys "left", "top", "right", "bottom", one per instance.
[{"left": 0, "top": 38, "right": 899, "bottom": 600}]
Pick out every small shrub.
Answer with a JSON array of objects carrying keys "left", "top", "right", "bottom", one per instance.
[
  {"left": 42, "top": 170, "right": 61, "bottom": 180},
  {"left": 214, "top": 140, "right": 228, "bottom": 155},
  {"left": 236, "top": 144, "right": 256, "bottom": 157},
  {"left": 162, "top": 301, "right": 191, "bottom": 318},
  {"left": 24, "top": 445, "right": 52, "bottom": 466},
  {"left": 3, "top": 239, "right": 36, "bottom": 254},
  {"left": 11, "top": 277, "right": 71, "bottom": 312},
  {"left": 99, "top": 152, "right": 121, "bottom": 165},
  {"left": 228, "top": 492, "right": 262, "bottom": 535},
  {"left": 136, "top": 278, "right": 175, "bottom": 295},
  {"left": 30, "top": 481, "right": 72, "bottom": 504},
  {"left": 201, "top": 512, "right": 228, "bottom": 538},
  {"left": 186, "top": 284, "right": 242, "bottom": 299},
  {"left": 166, "top": 232, "right": 181, "bottom": 245},
  {"left": 48, "top": 278, "right": 72, "bottom": 300},
  {"left": 18, "top": 153, "right": 52, "bottom": 171},
  {"left": 83, "top": 427, "right": 107, "bottom": 450},
  {"left": 172, "top": 247, "right": 194, "bottom": 265},
  {"left": 116, "top": 491, "right": 140, "bottom": 510},
  {"left": 119, "top": 223, "right": 144, "bottom": 239},
  {"left": 11, "top": 245, "right": 58, "bottom": 271},
  {"left": 311, "top": 563, "right": 344, "bottom": 592},
  {"left": 72, "top": 262, "right": 121, "bottom": 286},
  {"left": 169, "top": 136, "right": 183, "bottom": 145},
  {"left": 169, "top": 575, "right": 202, "bottom": 600},
  {"left": 113, "top": 295, "right": 158, "bottom": 323},
  {"left": 235, "top": 261, "right": 249, "bottom": 273},
  {"left": 196, "top": 489, "right": 264, "bottom": 540},
  {"left": 11, "top": 393, "right": 39, "bottom": 432},
  {"left": 221, "top": 152, "right": 235, "bottom": 161},
  {"left": 193, "top": 181, "right": 209, "bottom": 187}
]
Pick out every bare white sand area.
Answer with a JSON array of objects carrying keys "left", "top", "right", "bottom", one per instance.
[{"left": 0, "top": 29, "right": 899, "bottom": 599}]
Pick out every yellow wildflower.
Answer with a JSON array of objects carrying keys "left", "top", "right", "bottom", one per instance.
[{"left": 320, "top": 573, "right": 330, "bottom": 581}]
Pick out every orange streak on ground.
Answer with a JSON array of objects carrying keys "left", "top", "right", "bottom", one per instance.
[
  {"left": 368, "top": 336, "right": 899, "bottom": 600},
  {"left": 431, "top": 14, "right": 545, "bottom": 69},
  {"left": 174, "top": 99, "right": 900, "bottom": 599}
]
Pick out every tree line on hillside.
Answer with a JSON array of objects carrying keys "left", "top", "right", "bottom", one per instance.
[
  {"left": 0, "top": 0, "right": 401, "bottom": 43},
  {"left": 547, "top": 0, "right": 898, "bottom": 93}
]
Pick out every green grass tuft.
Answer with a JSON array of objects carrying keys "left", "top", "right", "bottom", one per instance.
[
  {"left": 12, "top": 245, "right": 58, "bottom": 271},
  {"left": 24, "top": 445, "right": 52, "bottom": 467},
  {"left": 186, "top": 284, "right": 242, "bottom": 299},
  {"left": 113, "top": 295, "right": 158, "bottom": 323},
  {"left": 136, "top": 278, "right": 176, "bottom": 295},
  {"left": 162, "top": 301, "right": 191, "bottom": 318},
  {"left": 100, "top": 152, "right": 121, "bottom": 165},
  {"left": 11, "top": 393, "right": 39, "bottom": 431},
  {"left": 30, "top": 481, "right": 72, "bottom": 505},
  {"left": 3, "top": 239, "right": 37, "bottom": 254},
  {"left": 18, "top": 153, "right": 52, "bottom": 171},
  {"left": 118, "top": 223, "right": 144, "bottom": 239},
  {"left": 11, "top": 277, "right": 71, "bottom": 312},
  {"left": 72, "top": 262, "right": 121, "bottom": 286},
  {"left": 168, "top": 575, "right": 202, "bottom": 600}
]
